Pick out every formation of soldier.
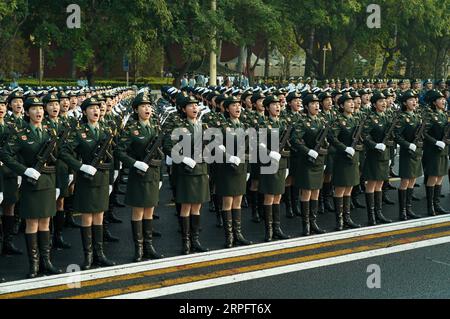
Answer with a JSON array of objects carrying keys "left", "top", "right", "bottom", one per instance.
[{"left": 0, "top": 76, "right": 449, "bottom": 280}]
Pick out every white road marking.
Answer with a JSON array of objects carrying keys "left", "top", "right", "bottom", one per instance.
[
  {"left": 108, "top": 236, "right": 450, "bottom": 299},
  {"left": 1, "top": 215, "right": 449, "bottom": 295}
]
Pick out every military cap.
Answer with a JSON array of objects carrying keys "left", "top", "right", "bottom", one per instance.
[
  {"left": 103, "top": 92, "right": 114, "bottom": 99},
  {"left": 179, "top": 96, "right": 199, "bottom": 108},
  {"left": 428, "top": 90, "right": 445, "bottom": 103},
  {"left": 274, "top": 88, "right": 287, "bottom": 96},
  {"left": 263, "top": 95, "right": 280, "bottom": 108},
  {"left": 215, "top": 94, "right": 227, "bottom": 106},
  {"left": 24, "top": 97, "right": 43, "bottom": 111},
  {"left": 0, "top": 95, "right": 7, "bottom": 104},
  {"left": 223, "top": 96, "right": 240, "bottom": 108},
  {"left": 337, "top": 92, "right": 353, "bottom": 106},
  {"left": 241, "top": 90, "right": 253, "bottom": 101},
  {"left": 303, "top": 94, "right": 320, "bottom": 105},
  {"left": 350, "top": 90, "right": 360, "bottom": 98},
  {"left": 424, "top": 79, "right": 433, "bottom": 85},
  {"left": 206, "top": 91, "right": 219, "bottom": 102},
  {"left": 436, "top": 79, "right": 445, "bottom": 86},
  {"left": 358, "top": 88, "right": 371, "bottom": 96},
  {"left": 93, "top": 94, "right": 106, "bottom": 102},
  {"left": 7, "top": 91, "right": 24, "bottom": 104},
  {"left": 286, "top": 91, "right": 302, "bottom": 103},
  {"left": 42, "top": 93, "right": 59, "bottom": 105},
  {"left": 370, "top": 92, "right": 386, "bottom": 104},
  {"left": 250, "top": 92, "right": 265, "bottom": 104},
  {"left": 382, "top": 88, "right": 394, "bottom": 97},
  {"left": 331, "top": 89, "right": 342, "bottom": 98},
  {"left": 399, "top": 90, "right": 417, "bottom": 103},
  {"left": 318, "top": 91, "right": 332, "bottom": 102},
  {"left": 80, "top": 97, "right": 100, "bottom": 111},
  {"left": 231, "top": 88, "right": 242, "bottom": 97},
  {"left": 58, "top": 92, "right": 70, "bottom": 100},
  {"left": 132, "top": 94, "right": 152, "bottom": 109}
]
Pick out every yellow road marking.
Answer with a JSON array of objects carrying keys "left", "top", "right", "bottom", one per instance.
[
  {"left": 65, "top": 230, "right": 450, "bottom": 299},
  {"left": 1, "top": 221, "right": 450, "bottom": 299}
]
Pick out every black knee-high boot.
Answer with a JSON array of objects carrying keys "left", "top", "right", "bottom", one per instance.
[
  {"left": 38, "top": 231, "right": 62, "bottom": 275},
  {"left": 131, "top": 220, "right": 143, "bottom": 262},
  {"left": 272, "top": 204, "right": 290, "bottom": 239},
  {"left": 92, "top": 225, "right": 116, "bottom": 267},
  {"left": 284, "top": 187, "right": 294, "bottom": 218},
  {"left": 232, "top": 209, "right": 252, "bottom": 245},
  {"left": 143, "top": 219, "right": 163, "bottom": 259},
  {"left": 25, "top": 233, "right": 39, "bottom": 278},
  {"left": 190, "top": 215, "right": 208, "bottom": 253}
]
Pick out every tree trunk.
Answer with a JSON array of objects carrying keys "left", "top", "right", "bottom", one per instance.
[
  {"left": 173, "top": 62, "right": 191, "bottom": 88},
  {"left": 236, "top": 44, "right": 246, "bottom": 73},
  {"left": 216, "top": 39, "right": 222, "bottom": 67},
  {"left": 304, "top": 28, "right": 315, "bottom": 77},
  {"left": 264, "top": 40, "right": 270, "bottom": 78}
]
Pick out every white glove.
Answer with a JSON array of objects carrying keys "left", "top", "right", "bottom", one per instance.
[
  {"left": 80, "top": 164, "right": 97, "bottom": 176},
  {"left": 269, "top": 151, "right": 281, "bottom": 161},
  {"left": 229, "top": 155, "right": 241, "bottom": 166},
  {"left": 218, "top": 145, "right": 226, "bottom": 153},
  {"left": 68, "top": 174, "right": 74, "bottom": 186},
  {"left": 113, "top": 170, "right": 119, "bottom": 181},
  {"left": 435, "top": 141, "right": 446, "bottom": 150},
  {"left": 285, "top": 169, "right": 289, "bottom": 179},
  {"left": 133, "top": 161, "right": 149, "bottom": 173},
  {"left": 345, "top": 147, "right": 355, "bottom": 156},
  {"left": 324, "top": 165, "right": 327, "bottom": 171},
  {"left": 182, "top": 157, "right": 196, "bottom": 169},
  {"left": 24, "top": 168, "right": 41, "bottom": 181},
  {"left": 109, "top": 185, "right": 113, "bottom": 195},
  {"left": 308, "top": 149, "right": 319, "bottom": 159},
  {"left": 17, "top": 176, "right": 22, "bottom": 187},
  {"left": 246, "top": 173, "right": 250, "bottom": 182},
  {"left": 159, "top": 181, "right": 163, "bottom": 190},
  {"left": 165, "top": 156, "right": 173, "bottom": 166},
  {"left": 0, "top": 192, "right": 3, "bottom": 204},
  {"left": 55, "top": 188, "right": 60, "bottom": 200},
  {"left": 119, "top": 162, "right": 123, "bottom": 170},
  {"left": 408, "top": 143, "right": 417, "bottom": 152},
  {"left": 375, "top": 143, "right": 386, "bottom": 152}
]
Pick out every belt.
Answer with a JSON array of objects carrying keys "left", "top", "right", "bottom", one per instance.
[
  {"left": 96, "top": 163, "right": 113, "bottom": 170},
  {"left": 41, "top": 166, "right": 56, "bottom": 174}
]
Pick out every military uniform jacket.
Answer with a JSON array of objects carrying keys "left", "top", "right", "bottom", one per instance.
[
  {"left": 394, "top": 110, "right": 424, "bottom": 178},
  {"left": 329, "top": 113, "right": 362, "bottom": 186},
  {"left": 0, "top": 123, "right": 57, "bottom": 218},
  {"left": 115, "top": 118, "right": 162, "bottom": 182},
  {"left": 362, "top": 110, "right": 393, "bottom": 162},
  {"left": 60, "top": 123, "right": 113, "bottom": 187},
  {"left": 422, "top": 108, "right": 449, "bottom": 176}
]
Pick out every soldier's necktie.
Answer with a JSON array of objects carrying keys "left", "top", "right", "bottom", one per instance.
[
  {"left": 36, "top": 128, "right": 42, "bottom": 141},
  {"left": 94, "top": 127, "right": 99, "bottom": 140}
]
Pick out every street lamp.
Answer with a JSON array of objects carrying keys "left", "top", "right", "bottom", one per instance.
[{"left": 322, "top": 42, "right": 332, "bottom": 78}]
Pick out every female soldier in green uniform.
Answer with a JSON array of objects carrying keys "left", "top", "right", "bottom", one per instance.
[
  {"left": 2, "top": 91, "right": 25, "bottom": 256},
  {"left": 60, "top": 97, "right": 116, "bottom": 269},
  {"left": 282, "top": 91, "right": 303, "bottom": 218},
  {"left": 42, "top": 93, "right": 72, "bottom": 249},
  {"left": 1, "top": 97, "right": 61, "bottom": 278},
  {"left": 215, "top": 96, "right": 252, "bottom": 247},
  {"left": 362, "top": 92, "right": 394, "bottom": 226},
  {"left": 329, "top": 92, "right": 362, "bottom": 230},
  {"left": 163, "top": 96, "right": 209, "bottom": 255},
  {"left": 256, "top": 95, "right": 290, "bottom": 242},
  {"left": 423, "top": 90, "right": 450, "bottom": 216},
  {"left": 393, "top": 90, "right": 423, "bottom": 221},
  {"left": 319, "top": 91, "right": 337, "bottom": 213},
  {"left": 116, "top": 94, "right": 163, "bottom": 262},
  {"left": 248, "top": 93, "right": 266, "bottom": 223},
  {"left": 289, "top": 93, "right": 327, "bottom": 236}
]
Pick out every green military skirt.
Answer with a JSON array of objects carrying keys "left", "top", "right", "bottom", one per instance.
[
  {"left": 2, "top": 165, "right": 19, "bottom": 204},
  {"left": 332, "top": 151, "right": 360, "bottom": 187},
  {"left": 258, "top": 168, "right": 287, "bottom": 195},
  {"left": 125, "top": 166, "right": 160, "bottom": 207},
  {"left": 293, "top": 154, "right": 325, "bottom": 190},
  {"left": 19, "top": 173, "right": 56, "bottom": 219},
  {"left": 56, "top": 159, "right": 71, "bottom": 198},
  {"left": 174, "top": 163, "right": 210, "bottom": 204},
  {"left": 215, "top": 163, "right": 247, "bottom": 197},
  {"left": 398, "top": 147, "right": 423, "bottom": 179},
  {"left": 73, "top": 169, "right": 110, "bottom": 213},
  {"left": 324, "top": 146, "right": 336, "bottom": 175},
  {"left": 423, "top": 143, "right": 448, "bottom": 176},
  {"left": 362, "top": 148, "right": 390, "bottom": 181}
]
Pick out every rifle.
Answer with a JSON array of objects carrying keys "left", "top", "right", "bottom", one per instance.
[
  {"left": 84, "top": 130, "right": 114, "bottom": 181},
  {"left": 408, "top": 119, "right": 426, "bottom": 155},
  {"left": 308, "top": 126, "right": 329, "bottom": 163},
  {"left": 279, "top": 126, "right": 292, "bottom": 151},
  {"left": 27, "top": 132, "right": 58, "bottom": 186},
  {"left": 136, "top": 134, "right": 164, "bottom": 176},
  {"left": 347, "top": 116, "right": 367, "bottom": 159},
  {"left": 380, "top": 113, "right": 399, "bottom": 148}
]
